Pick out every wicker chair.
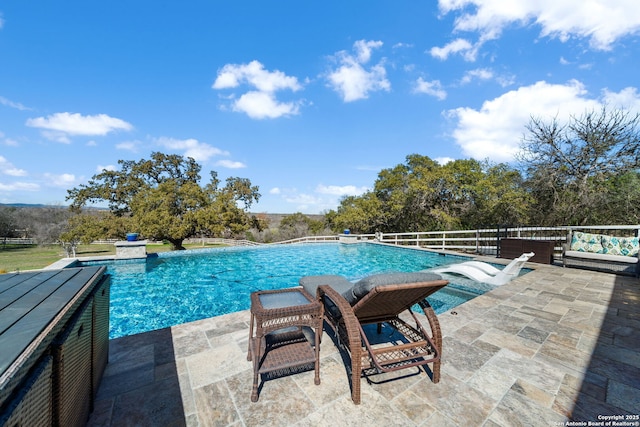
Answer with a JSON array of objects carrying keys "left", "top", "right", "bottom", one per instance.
[{"left": 300, "top": 272, "right": 448, "bottom": 404}]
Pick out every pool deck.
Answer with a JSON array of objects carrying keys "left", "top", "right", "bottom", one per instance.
[{"left": 86, "top": 261, "right": 640, "bottom": 426}]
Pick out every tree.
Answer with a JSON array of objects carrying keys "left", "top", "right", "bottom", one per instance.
[
  {"left": 66, "top": 152, "right": 260, "bottom": 249},
  {"left": 327, "top": 154, "right": 530, "bottom": 233},
  {"left": 518, "top": 106, "right": 640, "bottom": 225},
  {"left": 14, "top": 205, "right": 73, "bottom": 245},
  {"left": 326, "top": 193, "right": 386, "bottom": 234},
  {"left": 0, "top": 206, "right": 18, "bottom": 246},
  {"left": 60, "top": 211, "right": 131, "bottom": 244},
  {"left": 278, "top": 212, "right": 327, "bottom": 240}
]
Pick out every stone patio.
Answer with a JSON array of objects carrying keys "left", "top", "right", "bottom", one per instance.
[{"left": 86, "top": 262, "right": 640, "bottom": 426}]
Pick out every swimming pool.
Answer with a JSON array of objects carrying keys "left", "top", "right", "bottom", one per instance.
[{"left": 79, "top": 243, "right": 495, "bottom": 338}]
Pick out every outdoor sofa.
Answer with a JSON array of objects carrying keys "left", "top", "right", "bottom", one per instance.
[{"left": 562, "top": 230, "right": 640, "bottom": 277}]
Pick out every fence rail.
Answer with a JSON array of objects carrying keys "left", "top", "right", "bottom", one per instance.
[
  {"left": 1, "top": 238, "right": 36, "bottom": 245},
  {"left": 374, "top": 225, "right": 640, "bottom": 258},
  {"left": 183, "top": 237, "right": 263, "bottom": 246},
  {"left": 269, "top": 224, "right": 640, "bottom": 260}
]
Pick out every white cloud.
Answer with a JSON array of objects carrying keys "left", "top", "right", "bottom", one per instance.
[
  {"left": 327, "top": 40, "right": 391, "bottom": 102},
  {"left": 96, "top": 164, "right": 116, "bottom": 173},
  {"left": 212, "top": 60, "right": 304, "bottom": 119},
  {"left": 43, "top": 173, "right": 78, "bottom": 188},
  {"left": 496, "top": 74, "right": 516, "bottom": 88},
  {"left": 602, "top": 87, "right": 640, "bottom": 111},
  {"left": 353, "top": 40, "right": 383, "bottom": 63},
  {"left": 0, "top": 182, "right": 39, "bottom": 192},
  {"left": 213, "top": 60, "right": 301, "bottom": 93},
  {"left": 3, "top": 138, "right": 18, "bottom": 147},
  {"left": 232, "top": 91, "right": 301, "bottom": 119},
  {"left": 437, "top": 0, "right": 640, "bottom": 52},
  {"left": 215, "top": 159, "right": 246, "bottom": 169},
  {"left": 283, "top": 192, "right": 321, "bottom": 213},
  {"left": 435, "top": 157, "right": 455, "bottom": 165},
  {"left": 460, "top": 68, "right": 494, "bottom": 85},
  {"left": 116, "top": 140, "right": 141, "bottom": 152},
  {"left": 156, "top": 136, "right": 228, "bottom": 162},
  {"left": 430, "top": 38, "right": 478, "bottom": 61},
  {"left": 0, "top": 96, "right": 30, "bottom": 111},
  {"left": 413, "top": 78, "right": 447, "bottom": 100},
  {"left": 0, "top": 156, "right": 27, "bottom": 177},
  {"left": 392, "top": 42, "right": 413, "bottom": 49},
  {"left": 268, "top": 185, "right": 369, "bottom": 214},
  {"left": 446, "top": 80, "right": 616, "bottom": 162},
  {"left": 26, "top": 112, "right": 133, "bottom": 142},
  {"left": 316, "top": 184, "right": 369, "bottom": 196},
  {"left": 41, "top": 131, "right": 72, "bottom": 144}
]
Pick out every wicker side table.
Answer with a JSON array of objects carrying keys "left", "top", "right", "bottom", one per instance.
[{"left": 247, "top": 288, "right": 323, "bottom": 402}]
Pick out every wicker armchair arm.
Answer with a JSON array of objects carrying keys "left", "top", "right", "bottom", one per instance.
[
  {"left": 417, "top": 299, "right": 443, "bottom": 383},
  {"left": 316, "top": 285, "right": 361, "bottom": 348},
  {"left": 417, "top": 300, "right": 442, "bottom": 353},
  {"left": 317, "top": 284, "right": 364, "bottom": 404}
]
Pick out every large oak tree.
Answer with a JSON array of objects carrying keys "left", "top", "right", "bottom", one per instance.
[{"left": 66, "top": 152, "right": 260, "bottom": 249}]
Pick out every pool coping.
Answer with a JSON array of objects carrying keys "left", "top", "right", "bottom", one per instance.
[{"left": 45, "top": 241, "right": 483, "bottom": 270}]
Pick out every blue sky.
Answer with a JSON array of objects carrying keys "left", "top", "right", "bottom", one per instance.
[{"left": 1, "top": 1, "right": 640, "bottom": 214}]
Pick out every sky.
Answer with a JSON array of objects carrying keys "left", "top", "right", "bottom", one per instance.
[{"left": 1, "top": 1, "right": 640, "bottom": 214}]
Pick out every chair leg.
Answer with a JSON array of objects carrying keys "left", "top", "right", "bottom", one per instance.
[
  {"left": 432, "top": 360, "right": 441, "bottom": 383},
  {"left": 250, "top": 338, "right": 260, "bottom": 402},
  {"left": 314, "top": 324, "right": 321, "bottom": 386},
  {"left": 351, "top": 353, "right": 361, "bottom": 405}
]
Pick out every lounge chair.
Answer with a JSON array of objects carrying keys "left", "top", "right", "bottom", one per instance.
[
  {"left": 430, "top": 252, "right": 534, "bottom": 286},
  {"left": 300, "top": 272, "right": 448, "bottom": 404}
]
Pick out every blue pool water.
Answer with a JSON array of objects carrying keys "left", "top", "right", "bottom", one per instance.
[{"left": 79, "top": 243, "right": 496, "bottom": 338}]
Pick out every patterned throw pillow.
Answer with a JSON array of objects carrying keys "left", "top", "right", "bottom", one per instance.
[
  {"left": 619, "top": 236, "right": 639, "bottom": 257},
  {"left": 601, "top": 235, "right": 622, "bottom": 255},
  {"left": 570, "top": 232, "right": 604, "bottom": 253},
  {"left": 601, "top": 235, "right": 639, "bottom": 257}
]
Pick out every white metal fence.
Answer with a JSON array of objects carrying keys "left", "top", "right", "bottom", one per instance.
[
  {"left": 183, "top": 237, "right": 263, "bottom": 247},
  {"left": 271, "top": 225, "right": 640, "bottom": 260},
  {"left": 1, "top": 238, "right": 36, "bottom": 244},
  {"left": 375, "top": 225, "right": 639, "bottom": 258}
]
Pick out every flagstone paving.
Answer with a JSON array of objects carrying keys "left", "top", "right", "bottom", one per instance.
[{"left": 86, "top": 261, "right": 640, "bottom": 426}]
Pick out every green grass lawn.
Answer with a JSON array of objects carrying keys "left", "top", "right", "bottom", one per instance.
[{"left": 0, "top": 242, "right": 226, "bottom": 273}]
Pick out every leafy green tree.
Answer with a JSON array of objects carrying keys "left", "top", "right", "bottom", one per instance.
[
  {"left": 519, "top": 106, "right": 640, "bottom": 225},
  {"left": 278, "top": 212, "right": 327, "bottom": 239},
  {"left": 60, "top": 211, "right": 130, "bottom": 244},
  {"left": 327, "top": 193, "right": 386, "bottom": 234},
  {"left": 462, "top": 163, "right": 532, "bottom": 227},
  {"left": 327, "top": 154, "right": 530, "bottom": 233},
  {"left": 66, "top": 152, "right": 260, "bottom": 249}
]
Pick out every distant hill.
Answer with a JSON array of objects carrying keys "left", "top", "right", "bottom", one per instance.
[
  {"left": 0, "top": 205, "right": 325, "bottom": 224},
  {"left": 0, "top": 203, "right": 53, "bottom": 208},
  {"left": 0, "top": 203, "right": 106, "bottom": 211},
  {"left": 245, "top": 213, "right": 324, "bottom": 230}
]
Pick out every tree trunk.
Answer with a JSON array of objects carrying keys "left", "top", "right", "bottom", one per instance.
[{"left": 169, "top": 238, "right": 186, "bottom": 250}]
